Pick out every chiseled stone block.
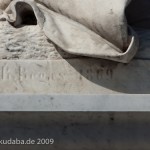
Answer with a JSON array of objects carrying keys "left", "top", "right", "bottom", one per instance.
[{"left": 0, "top": 59, "right": 149, "bottom": 94}]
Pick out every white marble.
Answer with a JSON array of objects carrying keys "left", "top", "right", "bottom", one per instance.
[
  {"left": 0, "top": 0, "right": 140, "bottom": 63},
  {"left": 0, "top": 59, "right": 149, "bottom": 94},
  {"left": 0, "top": 94, "right": 149, "bottom": 111}
]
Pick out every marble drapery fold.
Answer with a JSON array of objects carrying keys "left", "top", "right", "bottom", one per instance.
[{"left": 0, "top": 0, "right": 139, "bottom": 63}]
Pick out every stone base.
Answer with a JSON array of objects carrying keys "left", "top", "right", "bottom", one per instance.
[
  {"left": 0, "top": 112, "right": 150, "bottom": 150},
  {"left": 0, "top": 94, "right": 149, "bottom": 111}
]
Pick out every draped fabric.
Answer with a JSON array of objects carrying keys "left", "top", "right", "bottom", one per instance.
[{"left": 0, "top": 0, "right": 146, "bottom": 63}]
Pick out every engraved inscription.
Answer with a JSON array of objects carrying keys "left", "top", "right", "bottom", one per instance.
[
  {"left": 0, "top": 65, "right": 49, "bottom": 81},
  {"left": 0, "top": 62, "right": 112, "bottom": 82},
  {"left": 0, "top": 63, "right": 81, "bottom": 81}
]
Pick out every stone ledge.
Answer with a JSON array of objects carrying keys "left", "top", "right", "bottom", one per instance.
[{"left": 0, "top": 94, "right": 150, "bottom": 111}]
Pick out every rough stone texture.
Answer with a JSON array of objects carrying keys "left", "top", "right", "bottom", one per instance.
[
  {"left": 0, "top": 0, "right": 12, "bottom": 10},
  {"left": 0, "top": 22, "right": 77, "bottom": 60}
]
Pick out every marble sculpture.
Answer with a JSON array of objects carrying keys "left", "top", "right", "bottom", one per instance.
[{"left": 0, "top": 0, "right": 150, "bottom": 63}]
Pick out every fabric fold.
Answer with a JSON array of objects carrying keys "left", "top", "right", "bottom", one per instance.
[{"left": 2, "top": 0, "right": 139, "bottom": 63}]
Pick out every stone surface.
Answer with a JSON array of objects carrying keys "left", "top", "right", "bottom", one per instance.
[
  {"left": 0, "top": 112, "right": 150, "bottom": 150},
  {"left": 0, "top": 95, "right": 150, "bottom": 111},
  {"left": 0, "top": 21, "right": 148, "bottom": 61},
  {"left": 0, "top": 0, "right": 140, "bottom": 63},
  {"left": 0, "top": 22, "right": 76, "bottom": 60},
  {"left": 0, "top": 59, "right": 149, "bottom": 94},
  {"left": 0, "top": 0, "right": 12, "bottom": 10},
  {"left": 0, "top": 1, "right": 149, "bottom": 149},
  {"left": 0, "top": 0, "right": 149, "bottom": 63}
]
